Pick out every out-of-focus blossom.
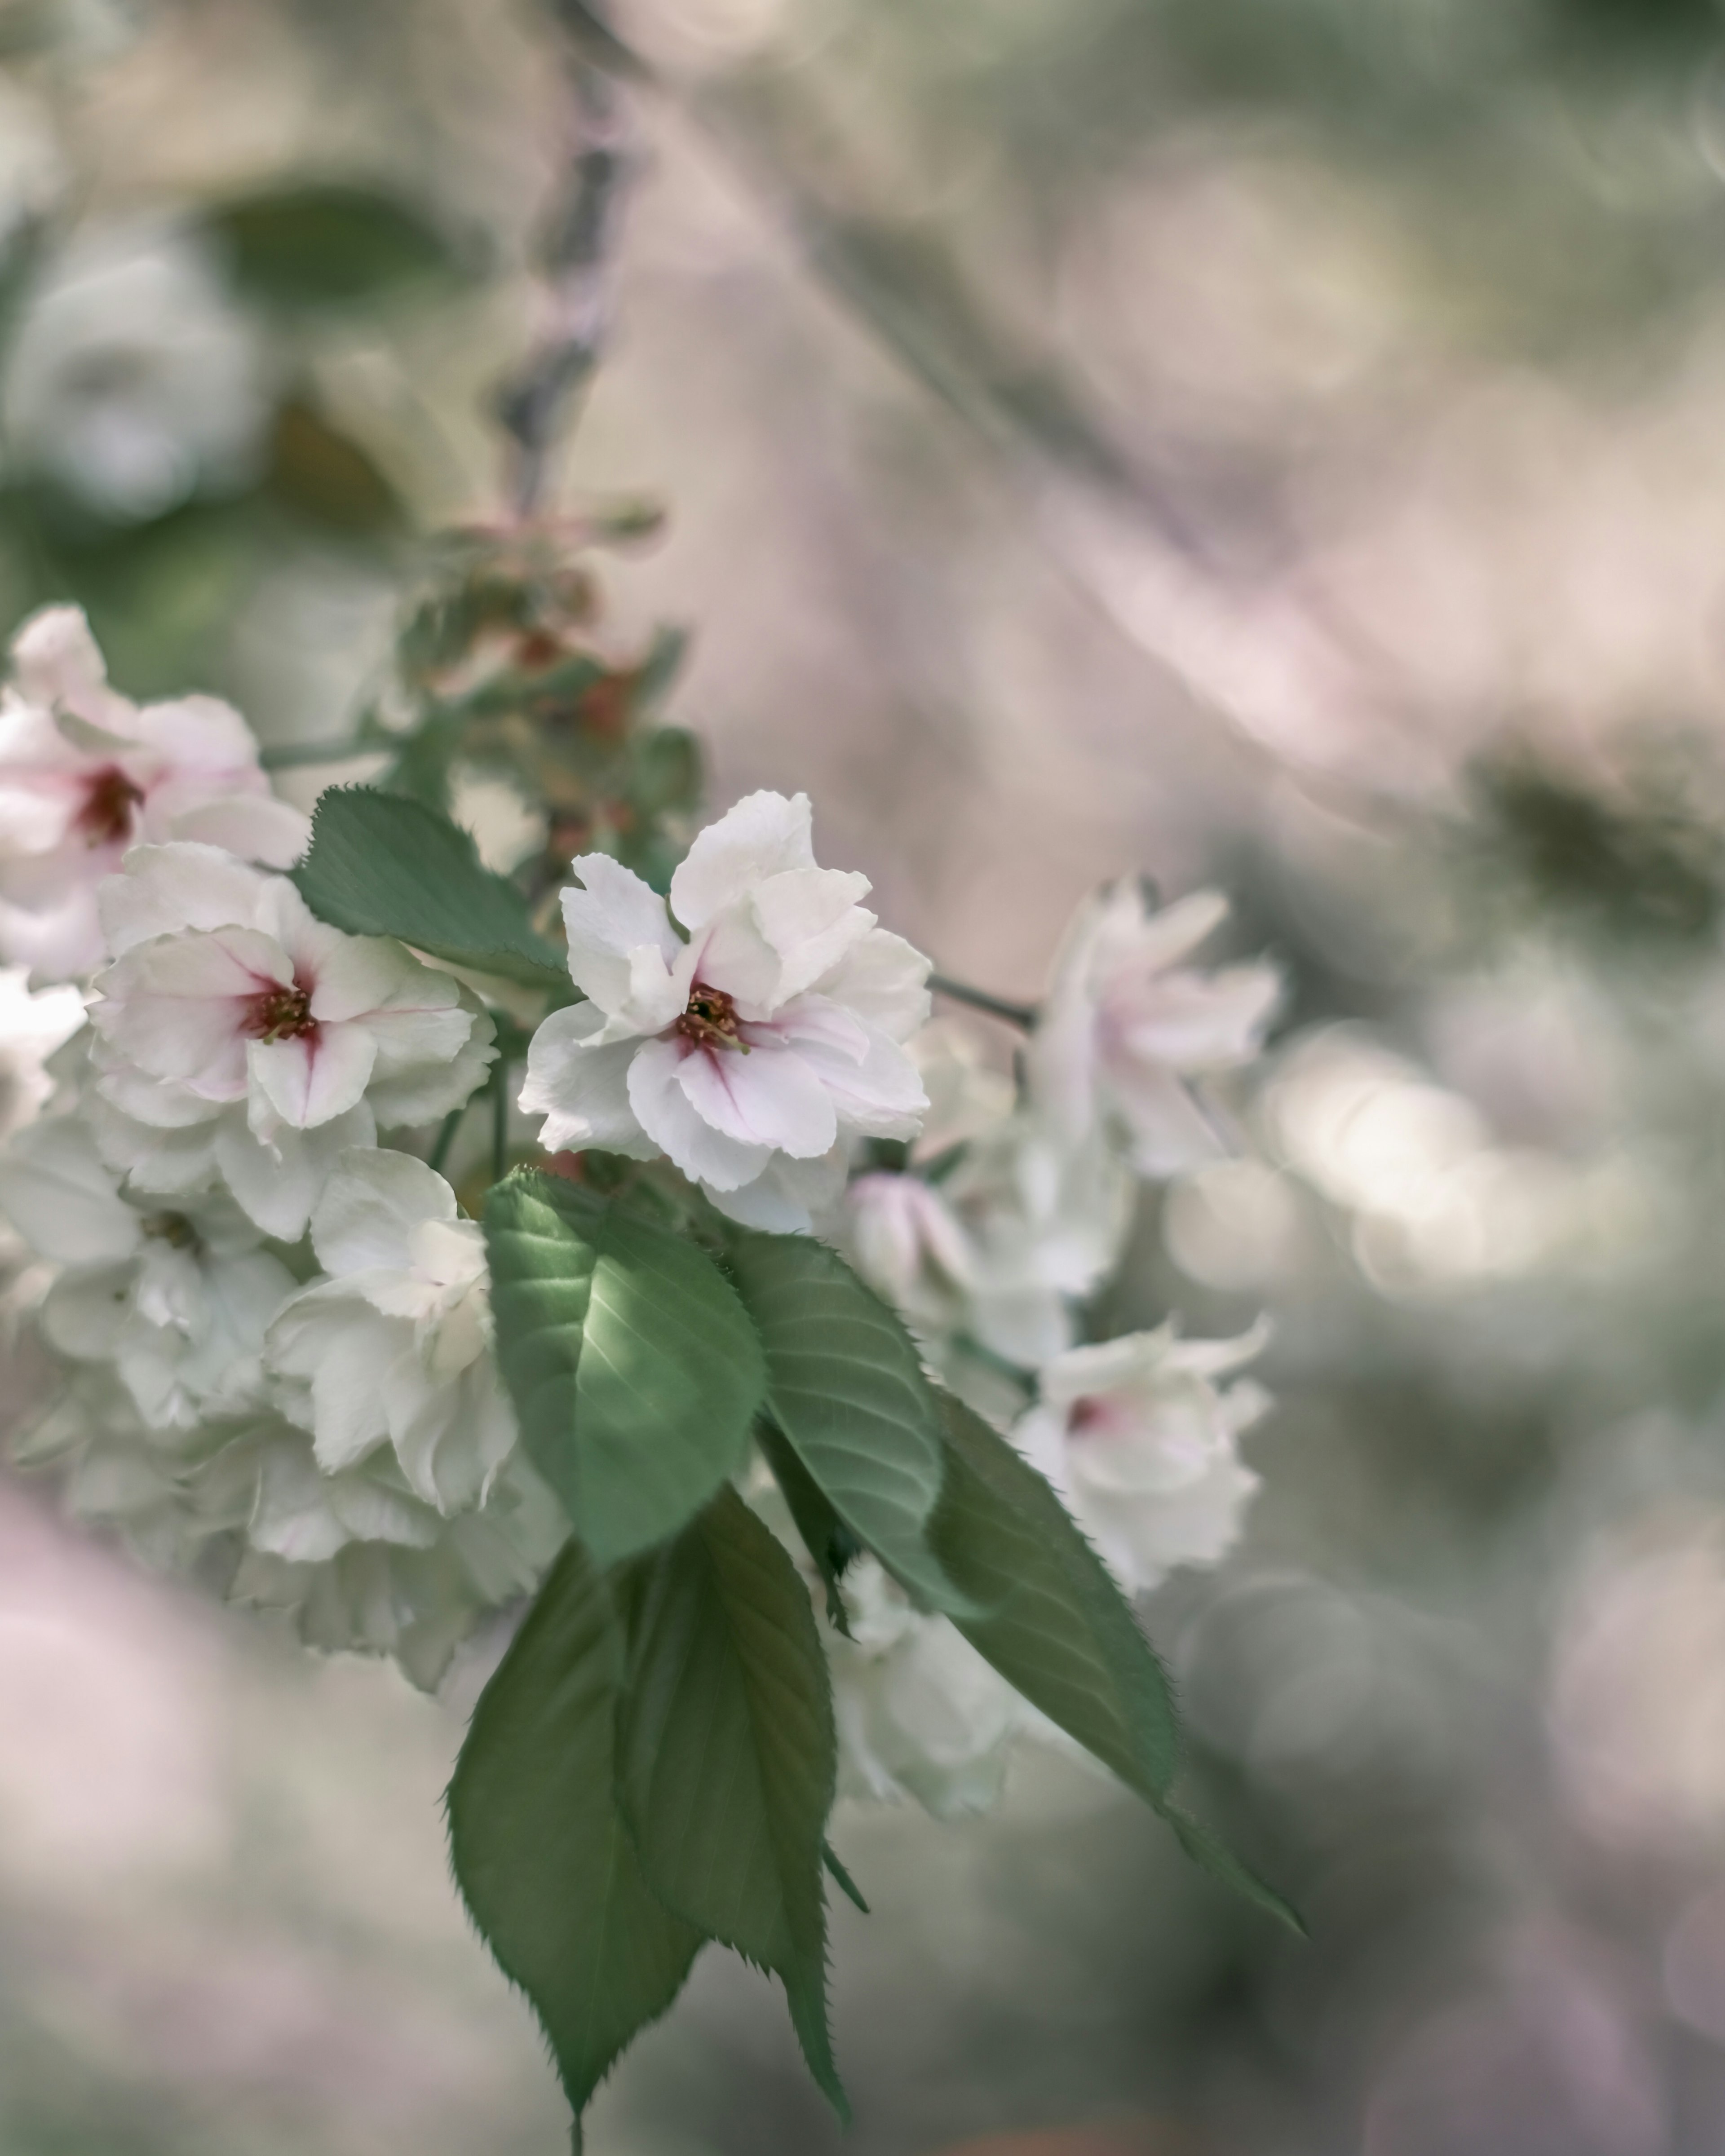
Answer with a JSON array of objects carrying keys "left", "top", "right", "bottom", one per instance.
[
  {"left": 0, "top": 78, "right": 64, "bottom": 252},
  {"left": 1015, "top": 1322, "right": 1271, "bottom": 1595},
  {"left": 0, "top": 607, "right": 306, "bottom": 980},
  {"left": 829, "top": 1554, "right": 1026, "bottom": 1817},
  {"left": 845, "top": 1169, "right": 977, "bottom": 1340},
  {"left": 0, "top": 1117, "right": 293, "bottom": 1430},
  {"left": 522, "top": 790, "right": 929, "bottom": 1229},
  {"left": 1031, "top": 883, "right": 1279, "bottom": 1175},
  {"left": 268, "top": 1150, "right": 516, "bottom": 1516},
  {"left": 1, "top": 220, "right": 270, "bottom": 524},
  {"left": 908, "top": 1017, "right": 1015, "bottom": 1159}
]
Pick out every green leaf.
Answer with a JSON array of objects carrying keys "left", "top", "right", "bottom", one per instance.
[
  {"left": 485, "top": 1173, "right": 766, "bottom": 1564},
  {"left": 616, "top": 1487, "right": 846, "bottom": 2117},
  {"left": 205, "top": 183, "right": 468, "bottom": 311},
  {"left": 265, "top": 398, "right": 403, "bottom": 539},
  {"left": 822, "top": 1842, "right": 869, "bottom": 1915},
  {"left": 292, "top": 786, "right": 569, "bottom": 990},
  {"left": 725, "top": 1232, "right": 972, "bottom": 1615},
  {"left": 1160, "top": 1802, "right": 1306, "bottom": 1937},
  {"left": 932, "top": 1388, "right": 1179, "bottom": 1804},
  {"left": 754, "top": 1415, "right": 858, "bottom": 1635},
  {"left": 446, "top": 1541, "right": 704, "bottom": 2126}
]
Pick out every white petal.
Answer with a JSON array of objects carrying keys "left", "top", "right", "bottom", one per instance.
[
  {"left": 311, "top": 1147, "right": 456, "bottom": 1277},
  {"left": 559, "top": 854, "right": 682, "bottom": 1019},
  {"left": 787, "top": 1024, "right": 927, "bottom": 1140},
  {"left": 705, "top": 1146, "right": 846, "bottom": 1232},
  {"left": 669, "top": 789, "right": 815, "bottom": 930},
  {"left": 248, "top": 1021, "right": 377, "bottom": 1130},
  {"left": 0, "top": 1118, "right": 141, "bottom": 1262},
  {"left": 169, "top": 793, "right": 309, "bottom": 868},
  {"left": 97, "top": 841, "right": 271, "bottom": 955},
  {"left": 1113, "top": 963, "right": 1282, "bottom": 1072},
  {"left": 676, "top": 1039, "right": 837, "bottom": 1159},
  {"left": 627, "top": 1034, "right": 769, "bottom": 1189},
  {"left": 520, "top": 1002, "right": 655, "bottom": 1154},
  {"left": 215, "top": 1100, "right": 375, "bottom": 1238},
  {"left": 815, "top": 928, "right": 932, "bottom": 1041},
  {"left": 11, "top": 605, "right": 133, "bottom": 732}
]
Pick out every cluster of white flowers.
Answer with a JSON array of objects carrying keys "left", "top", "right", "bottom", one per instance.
[{"left": 0, "top": 604, "right": 1282, "bottom": 1804}]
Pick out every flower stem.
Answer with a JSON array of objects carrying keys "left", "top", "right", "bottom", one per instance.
[
  {"left": 258, "top": 737, "right": 377, "bottom": 770},
  {"left": 929, "top": 973, "right": 1039, "bottom": 1031},
  {"left": 491, "top": 1060, "right": 511, "bottom": 1184},
  {"left": 429, "top": 1104, "right": 466, "bottom": 1175}
]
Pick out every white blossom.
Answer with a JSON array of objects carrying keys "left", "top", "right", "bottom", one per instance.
[
  {"left": 1014, "top": 1322, "right": 1271, "bottom": 1596},
  {"left": 87, "top": 842, "right": 494, "bottom": 1234},
  {"left": 521, "top": 790, "right": 931, "bottom": 1230},
  {"left": 1031, "top": 883, "right": 1280, "bottom": 1175},
  {"left": 0, "top": 1115, "right": 295, "bottom": 1430},
  {"left": 267, "top": 1150, "right": 516, "bottom": 1516},
  {"left": 0, "top": 607, "right": 308, "bottom": 981},
  {"left": 828, "top": 1555, "right": 1026, "bottom": 1817},
  {"left": 2, "top": 220, "right": 270, "bottom": 525}
]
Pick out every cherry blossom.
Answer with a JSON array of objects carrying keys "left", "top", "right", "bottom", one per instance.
[
  {"left": 267, "top": 1150, "right": 517, "bottom": 1515},
  {"left": 0, "top": 1115, "right": 294, "bottom": 1431},
  {"left": 88, "top": 844, "right": 493, "bottom": 1237},
  {"left": 1031, "top": 882, "right": 1280, "bottom": 1175},
  {"left": 0, "top": 606, "right": 306, "bottom": 980},
  {"left": 1014, "top": 1321, "right": 1272, "bottom": 1596},
  {"left": 521, "top": 789, "right": 931, "bottom": 1228}
]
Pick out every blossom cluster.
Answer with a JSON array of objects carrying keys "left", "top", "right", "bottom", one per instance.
[{"left": 0, "top": 605, "right": 1281, "bottom": 1811}]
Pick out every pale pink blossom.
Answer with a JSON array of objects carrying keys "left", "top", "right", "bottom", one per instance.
[
  {"left": 1031, "top": 883, "right": 1280, "bottom": 1175},
  {"left": 522, "top": 790, "right": 931, "bottom": 1228},
  {"left": 0, "top": 606, "right": 306, "bottom": 980},
  {"left": 1014, "top": 1322, "right": 1271, "bottom": 1595}
]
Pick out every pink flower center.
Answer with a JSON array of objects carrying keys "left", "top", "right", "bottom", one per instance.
[
  {"left": 76, "top": 765, "right": 144, "bottom": 848},
  {"left": 243, "top": 981, "right": 318, "bottom": 1044},
  {"left": 1068, "top": 1395, "right": 1113, "bottom": 1436},
  {"left": 676, "top": 981, "right": 748, "bottom": 1053}
]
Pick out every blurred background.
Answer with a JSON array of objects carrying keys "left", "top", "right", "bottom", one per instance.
[{"left": 6, "top": 0, "right": 1725, "bottom": 2150}]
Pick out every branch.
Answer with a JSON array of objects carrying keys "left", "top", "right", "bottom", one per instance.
[{"left": 929, "top": 973, "right": 1038, "bottom": 1031}]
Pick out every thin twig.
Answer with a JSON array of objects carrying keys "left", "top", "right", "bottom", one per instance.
[
  {"left": 429, "top": 1103, "right": 466, "bottom": 1175},
  {"left": 259, "top": 736, "right": 376, "bottom": 770},
  {"left": 929, "top": 973, "right": 1038, "bottom": 1031},
  {"left": 494, "top": 1, "right": 637, "bottom": 518},
  {"left": 491, "top": 1060, "right": 511, "bottom": 1184}
]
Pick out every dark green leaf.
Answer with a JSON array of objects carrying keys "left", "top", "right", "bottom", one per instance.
[
  {"left": 822, "top": 1842, "right": 869, "bottom": 1914},
  {"left": 616, "top": 1487, "right": 846, "bottom": 2116},
  {"left": 1160, "top": 1801, "right": 1306, "bottom": 1937},
  {"left": 485, "top": 1174, "right": 766, "bottom": 1564},
  {"left": 755, "top": 1414, "right": 858, "bottom": 1635},
  {"left": 446, "top": 1541, "right": 704, "bottom": 2125},
  {"left": 292, "top": 786, "right": 569, "bottom": 990},
  {"left": 725, "top": 1232, "right": 971, "bottom": 1615},
  {"left": 932, "top": 1388, "right": 1179, "bottom": 1803},
  {"left": 205, "top": 184, "right": 467, "bottom": 310}
]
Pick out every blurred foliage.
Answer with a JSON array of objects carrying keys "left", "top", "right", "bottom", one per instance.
[{"left": 203, "top": 183, "right": 472, "bottom": 314}]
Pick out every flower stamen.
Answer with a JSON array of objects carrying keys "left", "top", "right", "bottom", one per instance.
[
  {"left": 677, "top": 982, "right": 748, "bottom": 1052},
  {"left": 243, "top": 982, "right": 317, "bottom": 1044},
  {"left": 77, "top": 766, "right": 144, "bottom": 848}
]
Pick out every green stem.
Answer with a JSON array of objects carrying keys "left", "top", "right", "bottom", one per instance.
[
  {"left": 429, "top": 1104, "right": 466, "bottom": 1176},
  {"left": 258, "top": 736, "right": 378, "bottom": 770},
  {"left": 929, "top": 973, "right": 1038, "bottom": 1031},
  {"left": 491, "top": 1060, "right": 511, "bottom": 1184}
]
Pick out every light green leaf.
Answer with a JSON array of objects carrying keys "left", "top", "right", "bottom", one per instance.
[
  {"left": 616, "top": 1486, "right": 846, "bottom": 2118},
  {"left": 292, "top": 786, "right": 569, "bottom": 990},
  {"left": 932, "top": 1388, "right": 1179, "bottom": 1803},
  {"left": 725, "top": 1232, "right": 971, "bottom": 1614},
  {"left": 446, "top": 1541, "right": 704, "bottom": 2128},
  {"left": 485, "top": 1173, "right": 765, "bottom": 1564}
]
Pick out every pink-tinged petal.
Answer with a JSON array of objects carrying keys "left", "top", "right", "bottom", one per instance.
[
  {"left": 682, "top": 907, "right": 783, "bottom": 1016},
  {"left": 676, "top": 1039, "right": 838, "bottom": 1159},
  {"left": 10, "top": 605, "right": 135, "bottom": 733},
  {"left": 559, "top": 854, "right": 682, "bottom": 1015},
  {"left": 1111, "top": 964, "right": 1281, "bottom": 1072},
  {"left": 0, "top": 888, "right": 104, "bottom": 981},
  {"left": 166, "top": 794, "right": 309, "bottom": 867},
  {"left": 669, "top": 789, "right": 816, "bottom": 931},
  {"left": 627, "top": 1034, "right": 769, "bottom": 1189},
  {"left": 758, "top": 993, "right": 870, "bottom": 1062},
  {"left": 519, "top": 1001, "right": 653, "bottom": 1153},
  {"left": 310, "top": 1147, "right": 455, "bottom": 1277},
  {"left": 97, "top": 842, "right": 271, "bottom": 955},
  {"left": 750, "top": 866, "right": 876, "bottom": 1003},
  {"left": 133, "top": 692, "right": 261, "bottom": 773},
  {"left": 1097, "top": 884, "right": 1230, "bottom": 981},
  {"left": 249, "top": 1020, "right": 377, "bottom": 1130},
  {"left": 783, "top": 1025, "right": 927, "bottom": 1139},
  {"left": 1106, "top": 1063, "right": 1225, "bottom": 1176},
  {"left": 94, "top": 932, "right": 290, "bottom": 1093}
]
